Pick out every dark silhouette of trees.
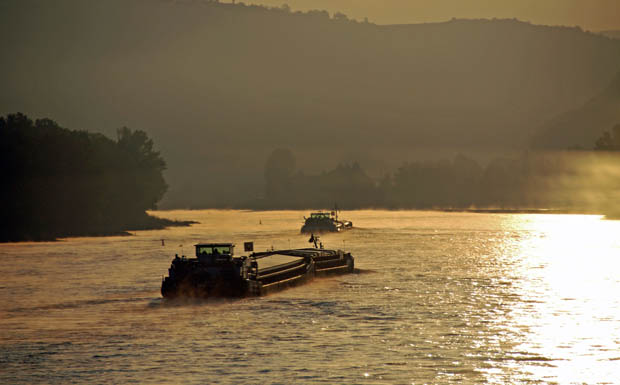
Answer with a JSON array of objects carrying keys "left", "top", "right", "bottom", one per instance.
[
  {"left": 264, "top": 148, "right": 296, "bottom": 202},
  {"left": 257, "top": 149, "right": 616, "bottom": 212},
  {"left": 391, "top": 155, "right": 483, "bottom": 208},
  {"left": 593, "top": 124, "right": 620, "bottom": 218},
  {"left": 332, "top": 12, "right": 349, "bottom": 22},
  {"left": 478, "top": 157, "right": 523, "bottom": 207},
  {"left": 594, "top": 124, "right": 620, "bottom": 151},
  {"left": 0, "top": 113, "right": 174, "bottom": 242},
  {"left": 114, "top": 127, "right": 168, "bottom": 216},
  {"left": 261, "top": 149, "right": 380, "bottom": 209},
  {"left": 305, "top": 162, "right": 378, "bottom": 208}
]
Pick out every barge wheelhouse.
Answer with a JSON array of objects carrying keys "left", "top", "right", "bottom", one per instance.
[{"left": 300, "top": 211, "right": 353, "bottom": 234}]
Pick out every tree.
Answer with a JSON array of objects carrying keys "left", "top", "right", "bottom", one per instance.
[
  {"left": 264, "top": 148, "right": 296, "bottom": 202},
  {"left": 115, "top": 127, "right": 168, "bottom": 212},
  {"left": 594, "top": 124, "right": 620, "bottom": 151},
  {"left": 0, "top": 113, "right": 170, "bottom": 241},
  {"left": 333, "top": 12, "right": 348, "bottom": 21}
]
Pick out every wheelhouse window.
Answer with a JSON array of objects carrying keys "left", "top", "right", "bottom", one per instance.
[
  {"left": 197, "top": 246, "right": 231, "bottom": 255},
  {"left": 310, "top": 213, "right": 330, "bottom": 219}
]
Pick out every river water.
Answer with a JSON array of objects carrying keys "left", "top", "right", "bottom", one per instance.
[{"left": 1, "top": 210, "right": 619, "bottom": 384}]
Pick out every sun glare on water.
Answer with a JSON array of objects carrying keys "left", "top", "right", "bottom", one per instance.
[{"left": 492, "top": 214, "right": 620, "bottom": 383}]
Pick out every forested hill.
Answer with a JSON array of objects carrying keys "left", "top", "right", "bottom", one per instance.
[
  {"left": 533, "top": 70, "right": 620, "bottom": 149},
  {"left": 2, "top": 0, "right": 620, "bottom": 208}
]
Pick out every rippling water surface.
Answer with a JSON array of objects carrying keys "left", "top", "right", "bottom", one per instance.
[{"left": 1, "top": 210, "right": 619, "bottom": 384}]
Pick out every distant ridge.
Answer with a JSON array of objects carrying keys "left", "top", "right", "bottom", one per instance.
[{"left": 532, "top": 70, "right": 620, "bottom": 149}]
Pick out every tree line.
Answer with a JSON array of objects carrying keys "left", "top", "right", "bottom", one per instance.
[
  {"left": 0, "top": 113, "right": 181, "bottom": 242},
  {"left": 258, "top": 125, "right": 620, "bottom": 212}
]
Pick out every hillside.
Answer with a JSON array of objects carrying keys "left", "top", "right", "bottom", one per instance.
[
  {"left": 2, "top": 0, "right": 620, "bottom": 207},
  {"left": 600, "top": 30, "right": 620, "bottom": 39},
  {"left": 532, "top": 71, "right": 620, "bottom": 149}
]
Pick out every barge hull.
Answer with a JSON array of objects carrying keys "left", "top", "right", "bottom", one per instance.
[{"left": 161, "top": 247, "right": 353, "bottom": 299}]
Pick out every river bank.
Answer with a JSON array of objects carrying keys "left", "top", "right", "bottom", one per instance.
[{"left": 0, "top": 213, "right": 196, "bottom": 243}]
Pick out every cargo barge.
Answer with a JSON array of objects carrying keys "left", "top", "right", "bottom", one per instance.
[
  {"left": 161, "top": 240, "right": 354, "bottom": 298},
  {"left": 300, "top": 211, "right": 353, "bottom": 233}
]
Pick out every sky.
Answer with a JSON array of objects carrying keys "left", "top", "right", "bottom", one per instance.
[{"left": 245, "top": 0, "right": 620, "bottom": 31}]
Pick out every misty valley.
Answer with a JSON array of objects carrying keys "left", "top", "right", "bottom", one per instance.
[{"left": 2, "top": 0, "right": 620, "bottom": 213}]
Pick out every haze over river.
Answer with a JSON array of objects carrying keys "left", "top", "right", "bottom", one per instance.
[{"left": 1, "top": 210, "right": 619, "bottom": 384}]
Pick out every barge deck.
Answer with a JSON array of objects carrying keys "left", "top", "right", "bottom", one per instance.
[{"left": 161, "top": 241, "right": 354, "bottom": 298}]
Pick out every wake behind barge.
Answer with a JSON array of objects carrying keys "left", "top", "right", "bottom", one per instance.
[{"left": 161, "top": 241, "right": 354, "bottom": 298}]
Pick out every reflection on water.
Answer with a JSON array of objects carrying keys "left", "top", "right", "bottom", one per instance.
[
  {"left": 495, "top": 215, "right": 620, "bottom": 384},
  {"left": 1, "top": 210, "right": 619, "bottom": 384}
]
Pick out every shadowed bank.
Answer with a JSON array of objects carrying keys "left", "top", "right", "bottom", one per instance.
[{"left": 0, "top": 113, "right": 193, "bottom": 242}]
